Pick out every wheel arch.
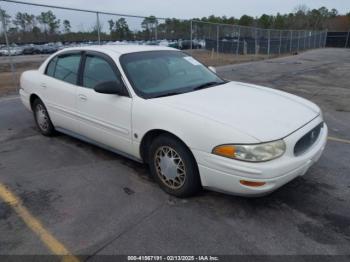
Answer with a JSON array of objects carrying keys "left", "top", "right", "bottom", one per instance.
[
  {"left": 139, "top": 129, "right": 195, "bottom": 165},
  {"left": 29, "top": 93, "right": 41, "bottom": 110}
]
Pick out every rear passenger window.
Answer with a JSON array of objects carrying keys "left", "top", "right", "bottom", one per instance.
[
  {"left": 83, "top": 55, "right": 120, "bottom": 89},
  {"left": 54, "top": 54, "right": 81, "bottom": 85},
  {"left": 46, "top": 57, "right": 57, "bottom": 77}
]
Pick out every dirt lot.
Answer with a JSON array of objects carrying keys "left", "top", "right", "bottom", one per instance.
[
  {"left": 0, "top": 48, "right": 350, "bottom": 259},
  {"left": 0, "top": 54, "right": 49, "bottom": 96},
  {"left": 0, "top": 50, "right": 272, "bottom": 96}
]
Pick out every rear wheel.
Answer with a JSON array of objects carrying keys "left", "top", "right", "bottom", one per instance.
[
  {"left": 148, "top": 134, "right": 201, "bottom": 197},
  {"left": 32, "top": 98, "right": 55, "bottom": 136}
]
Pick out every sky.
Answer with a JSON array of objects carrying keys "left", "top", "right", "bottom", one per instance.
[
  {"left": 2, "top": 0, "right": 349, "bottom": 18},
  {"left": 1, "top": 0, "right": 350, "bottom": 32}
]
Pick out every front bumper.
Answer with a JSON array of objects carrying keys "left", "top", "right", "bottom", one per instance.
[{"left": 193, "top": 116, "right": 328, "bottom": 196}]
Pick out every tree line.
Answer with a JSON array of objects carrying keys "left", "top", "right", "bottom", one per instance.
[{"left": 0, "top": 5, "right": 349, "bottom": 44}]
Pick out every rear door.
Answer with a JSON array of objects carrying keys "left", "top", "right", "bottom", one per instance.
[
  {"left": 41, "top": 52, "right": 82, "bottom": 133},
  {"left": 75, "top": 51, "right": 133, "bottom": 155}
]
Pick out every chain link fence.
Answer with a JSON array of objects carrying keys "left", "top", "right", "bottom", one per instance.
[
  {"left": 0, "top": 0, "right": 327, "bottom": 96},
  {"left": 190, "top": 20, "right": 327, "bottom": 65}
]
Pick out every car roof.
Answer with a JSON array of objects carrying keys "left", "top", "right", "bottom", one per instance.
[{"left": 60, "top": 44, "right": 178, "bottom": 55}]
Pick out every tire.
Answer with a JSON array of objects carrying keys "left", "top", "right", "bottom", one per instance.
[
  {"left": 32, "top": 98, "right": 55, "bottom": 136},
  {"left": 148, "top": 134, "right": 201, "bottom": 197}
]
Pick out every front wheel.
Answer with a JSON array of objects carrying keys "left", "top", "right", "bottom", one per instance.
[
  {"left": 148, "top": 134, "right": 201, "bottom": 197},
  {"left": 32, "top": 98, "right": 55, "bottom": 136}
]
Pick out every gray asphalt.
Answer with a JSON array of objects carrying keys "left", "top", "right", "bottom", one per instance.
[{"left": 0, "top": 48, "right": 350, "bottom": 257}]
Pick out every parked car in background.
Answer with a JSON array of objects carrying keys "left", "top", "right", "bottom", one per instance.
[
  {"left": 22, "top": 44, "right": 42, "bottom": 55},
  {"left": 179, "top": 40, "right": 202, "bottom": 50},
  {"left": 168, "top": 40, "right": 180, "bottom": 49},
  {"left": 37, "top": 43, "right": 58, "bottom": 54},
  {"left": 0, "top": 46, "right": 23, "bottom": 56},
  {"left": 0, "top": 48, "right": 6, "bottom": 56},
  {"left": 19, "top": 45, "right": 327, "bottom": 197}
]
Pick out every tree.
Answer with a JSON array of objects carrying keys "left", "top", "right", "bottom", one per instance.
[
  {"left": 329, "top": 8, "right": 338, "bottom": 18},
  {"left": 63, "top": 20, "right": 71, "bottom": 33},
  {"left": 258, "top": 14, "right": 273, "bottom": 28},
  {"left": 37, "top": 11, "right": 60, "bottom": 35},
  {"left": 142, "top": 15, "right": 158, "bottom": 39},
  {"left": 25, "top": 14, "right": 36, "bottom": 32},
  {"left": 32, "top": 26, "right": 41, "bottom": 36},
  {"left": 274, "top": 13, "right": 286, "bottom": 29},
  {"left": 115, "top": 18, "right": 131, "bottom": 40},
  {"left": 238, "top": 15, "right": 254, "bottom": 26},
  {"left": 292, "top": 5, "right": 310, "bottom": 29},
  {"left": 13, "top": 12, "right": 35, "bottom": 32},
  {"left": 13, "top": 12, "right": 26, "bottom": 31},
  {"left": 108, "top": 19, "right": 115, "bottom": 33},
  {"left": 0, "top": 8, "right": 11, "bottom": 26}
]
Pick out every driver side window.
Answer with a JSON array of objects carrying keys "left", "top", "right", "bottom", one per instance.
[{"left": 83, "top": 55, "right": 120, "bottom": 89}]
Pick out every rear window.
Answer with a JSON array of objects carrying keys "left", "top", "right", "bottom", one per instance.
[{"left": 54, "top": 54, "right": 81, "bottom": 85}]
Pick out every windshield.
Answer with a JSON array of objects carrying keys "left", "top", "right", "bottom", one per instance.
[{"left": 120, "top": 51, "right": 225, "bottom": 99}]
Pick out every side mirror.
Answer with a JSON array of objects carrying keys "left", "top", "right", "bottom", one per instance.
[
  {"left": 208, "top": 66, "right": 216, "bottom": 73},
  {"left": 94, "top": 81, "right": 128, "bottom": 96}
]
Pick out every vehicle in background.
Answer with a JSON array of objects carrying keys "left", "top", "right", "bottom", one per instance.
[
  {"left": 179, "top": 40, "right": 202, "bottom": 50},
  {"left": 0, "top": 39, "right": 207, "bottom": 56},
  {"left": 0, "top": 46, "right": 23, "bottom": 56},
  {"left": 0, "top": 48, "right": 6, "bottom": 56},
  {"left": 39, "top": 43, "right": 59, "bottom": 54},
  {"left": 22, "top": 44, "right": 43, "bottom": 55}
]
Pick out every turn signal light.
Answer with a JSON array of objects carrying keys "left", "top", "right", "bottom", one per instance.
[
  {"left": 212, "top": 145, "right": 236, "bottom": 158},
  {"left": 240, "top": 180, "right": 266, "bottom": 187}
]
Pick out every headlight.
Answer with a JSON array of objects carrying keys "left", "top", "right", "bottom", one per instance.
[{"left": 212, "top": 140, "right": 286, "bottom": 162}]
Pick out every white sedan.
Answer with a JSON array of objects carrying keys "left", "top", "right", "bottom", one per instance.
[{"left": 19, "top": 45, "right": 328, "bottom": 197}]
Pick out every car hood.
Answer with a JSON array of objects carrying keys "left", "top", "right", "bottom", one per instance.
[{"left": 153, "top": 81, "right": 320, "bottom": 142}]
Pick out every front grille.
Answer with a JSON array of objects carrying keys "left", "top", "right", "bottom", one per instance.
[{"left": 294, "top": 122, "right": 323, "bottom": 156}]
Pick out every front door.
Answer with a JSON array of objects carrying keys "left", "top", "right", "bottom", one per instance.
[{"left": 75, "top": 52, "right": 133, "bottom": 155}]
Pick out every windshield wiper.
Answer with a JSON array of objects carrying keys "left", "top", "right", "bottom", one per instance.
[
  {"left": 193, "top": 81, "right": 226, "bottom": 91},
  {"left": 152, "top": 92, "right": 182, "bottom": 98},
  {"left": 152, "top": 81, "right": 227, "bottom": 98}
]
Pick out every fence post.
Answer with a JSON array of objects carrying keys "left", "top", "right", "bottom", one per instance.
[
  {"left": 324, "top": 30, "right": 328, "bottom": 48},
  {"left": 297, "top": 31, "right": 300, "bottom": 52},
  {"left": 318, "top": 32, "right": 322, "bottom": 48},
  {"left": 267, "top": 29, "right": 270, "bottom": 56},
  {"left": 278, "top": 30, "right": 282, "bottom": 55},
  {"left": 308, "top": 31, "right": 311, "bottom": 49},
  {"left": 313, "top": 32, "right": 316, "bottom": 48},
  {"left": 155, "top": 19, "right": 158, "bottom": 42},
  {"left": 304, "top": 31, "right": 307, "bottom": 50},
  {"left": 190, "top": 20, "right": 193, "bottom": 51},
  {"left": 216, "top": 25, "right": 219, "bottom": 56},
  {"left": 289, "top": 30, "right": 293, "bottom": 53},
  {"left": 96, "top": 12, "right": 101, "bottom": 44},
  {"left": 236, "top": 26, "right": 240, "bottom": 56},
  {"left": 255, "top": 28, "right": 258, "bottom": 55},
  {"left": 0, "top": 6, "right": 17, "bottom": 92},
  {"left": 345, "top": 30, "right": 350, "bottom": 48}
]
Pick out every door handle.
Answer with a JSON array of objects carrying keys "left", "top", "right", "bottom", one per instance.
[
  {"left": 40, "top": 83, "right": 47, "bottom": 88},
  {"left": 78, "top": 94, "right": 87, "bottom": 101}
]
